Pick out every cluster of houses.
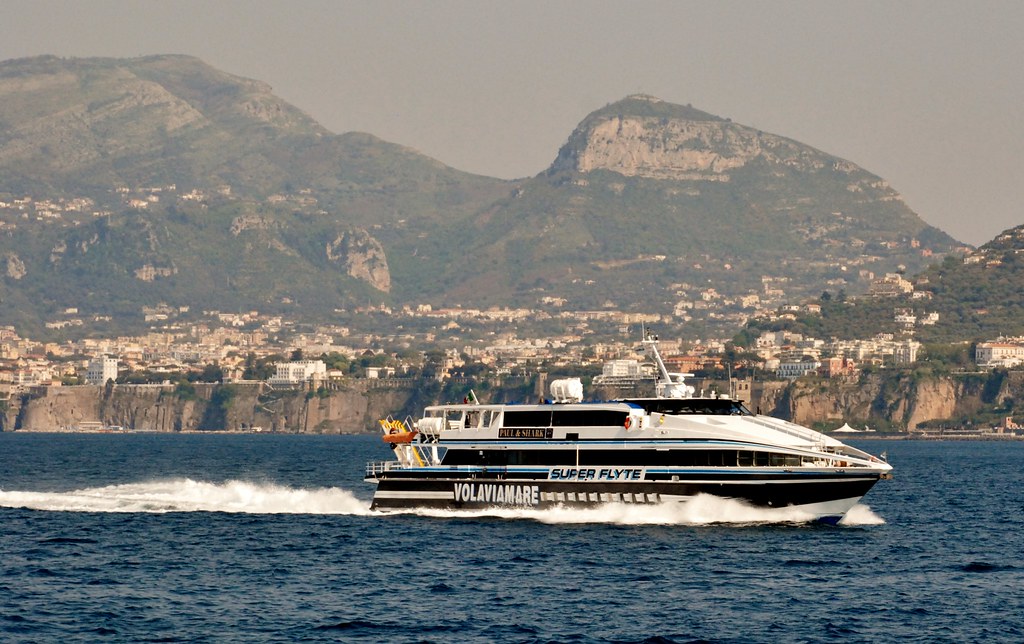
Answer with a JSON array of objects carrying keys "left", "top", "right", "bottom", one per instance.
[
  {"left": 0, "top": 183, "right": 314, "bottom": 226},
  {"left": 5, "top": 301, "right": 1024, "bottom": 395},
  {"left": 0, "top": 195, "right": 109, "bottom": 223},
  {"left": 754, "top": 330, "right": 922, "bottom": 379}
]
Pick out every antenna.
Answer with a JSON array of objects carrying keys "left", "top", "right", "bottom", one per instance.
[
  {"left": 642, "top": 330, "right": 695, "bottom": 399},
  {"left": 728, "top": 362, "right": 733, "bottom": 399}
]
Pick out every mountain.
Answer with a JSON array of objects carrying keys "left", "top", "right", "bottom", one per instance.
[
  {"left": 422, "top": 95, "right": 960, "bottom": 315},
  {"left": 0, "top": 55, "right": 512, "bottom": 332},
  {"left": 0, "top": 55, "right": 508, "bottom": 214},
  {"left": 0, "top": 59, "right": 964, "bottom": 337}
]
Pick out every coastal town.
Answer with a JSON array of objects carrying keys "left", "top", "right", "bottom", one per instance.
[
  {"left": 3, "top": 183, "right": 1021, "bottom": 435},
  {"left": 3, "top": 291, "right": 1023, "bottom": 431},
  {"left": 0, "top": 300, "right": 970, "bottom": 389}
]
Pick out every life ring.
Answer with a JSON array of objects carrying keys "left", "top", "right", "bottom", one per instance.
[{"left": 624, "top": 417, "right": 632, "bottom": 430}]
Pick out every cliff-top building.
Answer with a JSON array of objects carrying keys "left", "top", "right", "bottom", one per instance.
[
  {"left": 268, "top": 360, "right": 327, "bottom": 386},
  {"left": 976, "top": 341, "right": 1024, "bottom": 368},
  {"left": 85, "top": 356, "right": 118, "bottom": 385}
]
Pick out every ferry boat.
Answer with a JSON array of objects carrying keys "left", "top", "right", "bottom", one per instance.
[{"left": 365, "top": 334, "right": 892, "bottom": 523}]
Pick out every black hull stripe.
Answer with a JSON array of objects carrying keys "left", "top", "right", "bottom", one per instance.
[{"left": 369, "top": 477, "right": 879, "bottom": 511}]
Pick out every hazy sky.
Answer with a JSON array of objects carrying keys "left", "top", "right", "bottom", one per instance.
[{"left": 2, "top": 0, "right": 1021, "bottom": 245}]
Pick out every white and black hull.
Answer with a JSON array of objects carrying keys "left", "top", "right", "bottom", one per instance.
[{"left": 368, "top": 468, "right": 884, "bottom": 523}]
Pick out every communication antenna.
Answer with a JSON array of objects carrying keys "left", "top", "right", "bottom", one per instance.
[{"left": 642, "top": 328, "right": 695, "bottom": 399}]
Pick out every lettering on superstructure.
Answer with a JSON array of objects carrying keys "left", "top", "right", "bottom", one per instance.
[{"left": 548, "top": 467, "right": 644, "bottom": 481}]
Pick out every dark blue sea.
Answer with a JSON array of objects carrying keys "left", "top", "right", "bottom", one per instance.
[{"left": 1, "top": 434, "right": 1022, "bottom": 643}]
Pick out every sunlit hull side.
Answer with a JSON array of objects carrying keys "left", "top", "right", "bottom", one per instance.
[{"left": 368, "top": 468, "right": 881, "bottom": 522}]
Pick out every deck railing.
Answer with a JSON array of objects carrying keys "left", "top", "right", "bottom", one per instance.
[{"left": 365, "top": 461, "right": 403, "bottom": 477}]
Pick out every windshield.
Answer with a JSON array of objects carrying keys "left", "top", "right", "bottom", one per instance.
[{"left": 624, "top": 398, "right": 752, "bottom": 416}]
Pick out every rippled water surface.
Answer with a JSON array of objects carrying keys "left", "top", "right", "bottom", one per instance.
[{"left": 2, "top": 434, "right": 1022, "bottom": 643}]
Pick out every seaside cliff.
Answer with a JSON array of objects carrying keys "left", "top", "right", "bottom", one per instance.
[
  {"left": 2, "top": 381, "right": 418, "bottom": 434},
  {"left": 3, "top": 370, "right": 1022, "bottom": 433}
]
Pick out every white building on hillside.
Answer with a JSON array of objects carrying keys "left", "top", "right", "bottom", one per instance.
[
  {"left": 976, "top": 342, "right": 1024, "bottom": 368},
  {"left": 268, "top": 360, "right": 327, "bottom": 386},
  {"left": 893, "top": 339, "right": 921, "bottom": 365},
  {"left": 777, "top": 358, "right": 821, "bottom": 379},
  {"left": 86, "top": 357, "right": 119, "bottom": 385},
  {"left": 593, "top": 359, "right": 651, "bottom": 385}
]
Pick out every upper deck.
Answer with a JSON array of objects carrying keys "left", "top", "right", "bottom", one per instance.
[{"left": 414, "top": 401, "right": 639, "bottom": 439}]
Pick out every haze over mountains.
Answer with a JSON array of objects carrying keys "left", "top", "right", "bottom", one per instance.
[{"left": 0, "top": 55, "right": 966, "bottom": 336}]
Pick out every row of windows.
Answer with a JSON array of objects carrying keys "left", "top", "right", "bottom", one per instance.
[
  {"left": 442, "top": 448, "right": 808, "bottom": 468},
  {"left": 625, "top": 399, "right": 751, "bottom": 416},
  {"left": 503, "top": 409, "right": 630, "bottom": 428}
]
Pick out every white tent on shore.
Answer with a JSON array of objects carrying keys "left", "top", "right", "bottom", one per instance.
[{"left": 832, "top": 423, "right": 862, "bottom": 433}]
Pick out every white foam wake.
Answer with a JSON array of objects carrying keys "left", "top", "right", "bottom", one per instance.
[
  {"left": 394, "top": 494, "right": 885, "bottom": 526},
  {"left": 838, "top": 503, "right": 885, "bottom": 526},
  {"left": 0, "top": 479, "right": 372, "bottom": 515},
  {"left": 0, "top": 482, "right": 884, "bottom": 526}
]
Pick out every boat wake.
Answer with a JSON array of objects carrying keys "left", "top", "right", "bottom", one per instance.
[
  {"left": 399, "top": 493, "right": 885, "bottom": 526},
  {"left": 0, "top": 481, "right": 884, "bottom": 525},
  {"left": 0, "top": 479, "right": 373, "bottom": 515}
]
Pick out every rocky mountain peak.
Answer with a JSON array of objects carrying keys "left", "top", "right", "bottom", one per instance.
[{"left": 549, "top": 95, "right": 846, "bottom": 182}]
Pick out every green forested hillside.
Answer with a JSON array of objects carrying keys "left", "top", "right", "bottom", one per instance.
[{"left": 737, "top": 225, "right": 1024, "bottom": 344}]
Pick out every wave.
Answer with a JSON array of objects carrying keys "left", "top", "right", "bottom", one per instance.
[
  {"left": 838, "top": 502, "right": 885, "bottom": 526},
  {"left": 0, "top": 481, "right": 883, "bottom": 526},
  {"left": 0, "top": 479, "right": 372, "bottom": 515}
]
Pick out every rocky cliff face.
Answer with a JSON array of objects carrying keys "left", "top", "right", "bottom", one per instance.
[
  {"left": 12, "top": 384, "right": 211, "bottom": 432},
  {"left": 325, "top": 229, "right": 391, "bottom": 292},
  {"left": 5, "top": 370, "right": 1020, "bottom": 435},
  {"left": 573, "top": 115, "right": 820, "bottom": 182},
  {"left": 762, "top": 371, "right": 1016, "bottom": 431},
  {"left": 4, "top": 381, "right": 417, "bottom": 433},
  {"left": 901, "top": 378, "right": 960, "bottom": 431},
  {"left": 554, "top": 95, "right": 903, "bottom": 205},
  {"left": 15, "top": 385, "right": 102, "bottom": 430}
]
